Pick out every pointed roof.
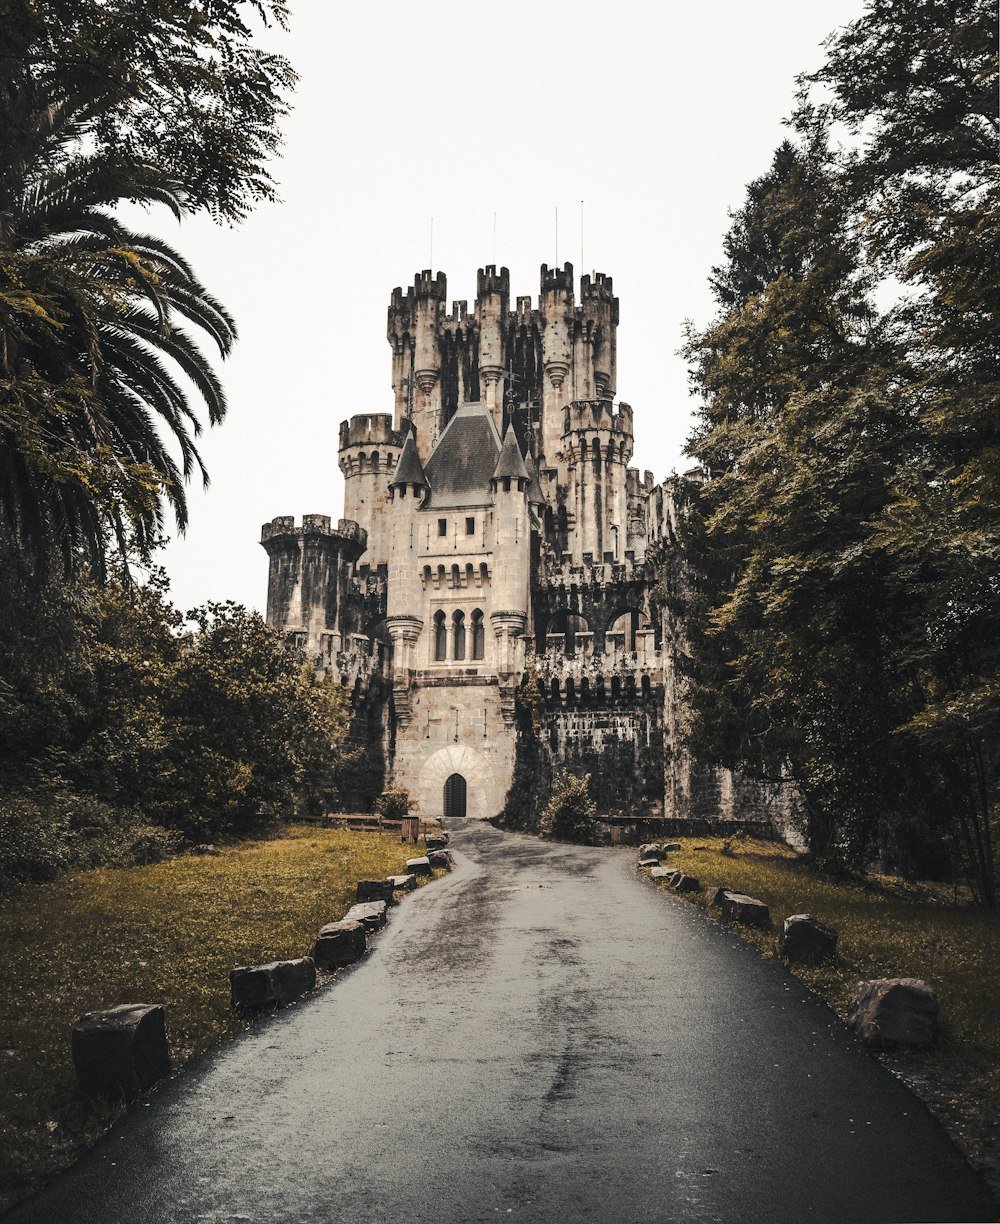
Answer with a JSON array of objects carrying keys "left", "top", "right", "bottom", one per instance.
[
  {"left": 523, "top": 447, "right": 545, "bottom": 506},
  {"left": 492, "top": 422, "right": 530, "bottom": 485},
  {"left": 388, "top": 430, "right": 428, "bottom": 489},
  {"left": 423, "top": 402, "right": 501, "bottom": 507}
]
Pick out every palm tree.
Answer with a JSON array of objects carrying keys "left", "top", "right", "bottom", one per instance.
[{"left": 0, "top": 90, "right": 237, "bottom": 575}]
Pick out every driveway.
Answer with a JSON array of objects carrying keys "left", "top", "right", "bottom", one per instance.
[{"left": 6, "top": 822, "right": 997, "bottom": 1223}]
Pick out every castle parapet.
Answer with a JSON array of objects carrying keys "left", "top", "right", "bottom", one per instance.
[
  {"left": 338, "top": 413, "right": 406, "bottom": 450},
  {"left": 261, "top": 515, "right": 367, "bottom": 557},
  {"left": 563, "top": 399, "right": 633, "bottom": 438}
]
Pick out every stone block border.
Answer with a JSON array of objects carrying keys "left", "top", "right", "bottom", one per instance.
[{"left": 71, "top": 844, "right": 453, "bottom": 1103}]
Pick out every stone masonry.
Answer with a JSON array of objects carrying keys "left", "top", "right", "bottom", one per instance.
[{"left": 261, "top": 264, "right": 802, "bottom": 830}]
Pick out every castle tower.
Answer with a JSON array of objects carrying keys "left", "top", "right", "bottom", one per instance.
[
  {"left": 337, "top": 414, "right": 407, "bottom": 569},
  {"left": 564, "top": 400, "right": 634, "bottom": 563},
  {"left": 260, "top": 514, "right": 367, "bottom": 664},
  {"left": 538, "top": 263, "right": 574, "bottom": 470},
  {"left": 490, "top": 423, "right": 531, "bottom": 722},
  {"left": 384, "top": 432, "right": 428, "bottom": 724},
  {"left": 387, "top": 271, "right": 447, "bottom": 462},
  {"left": 475, "top": 265, "right": 509, "bottom": 415}
]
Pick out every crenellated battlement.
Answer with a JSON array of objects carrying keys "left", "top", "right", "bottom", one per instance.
[
  {"left": 338, "top": 413, "right": 407, "bottom": 450},
  {"left": 543, "top": 555, "right": 650, "bottom": 591},
  {"left": 477, "top": 264, "right": 509, "bottom": 298},
  {"left": 540, "top": 262, "right": 574, "bottom": 295},
  {"left": 563, "top": 399, "right": 634, "bottom": 438},
  {"left": 260, "top": 515, "right": 367, "bottom": 550}
]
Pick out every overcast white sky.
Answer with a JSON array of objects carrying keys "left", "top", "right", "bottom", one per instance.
[{"left": 155, "top": 0, "right": 865, "bottom": 614}]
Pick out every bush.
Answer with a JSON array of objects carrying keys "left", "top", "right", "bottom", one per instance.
[
  {"left": 0, "top": 792, "right": 180, "bottom": 894},
  {"left": 375, "top": 786, "right": 412, "bottom": 821},
  {"left": 539, "top": 771, "right": 597, "bottom": 843}
]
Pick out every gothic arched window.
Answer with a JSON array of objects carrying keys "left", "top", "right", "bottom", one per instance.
[
  {"left": 434, "top": 610, "right": 447, "bottom": 661},
  {"left": 471, "top": 609, "right": 485, "bottom": 661},
  {"left": 452, "top": 610, "right": 466, "bottom": 661}
]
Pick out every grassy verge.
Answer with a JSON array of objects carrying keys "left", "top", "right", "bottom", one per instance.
[
  {"left": 0, "top": 824, "right": 441, "bottom": 1210},
  {"left": 645, "top": 837, "right": 1000, "bottom": 1192}
]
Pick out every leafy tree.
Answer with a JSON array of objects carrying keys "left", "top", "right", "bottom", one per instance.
[
  {"left": 0, "top": 0, "right": 294, "bottom": 573},
  {"left": 539, "top": 771, "right": 597, "bottom": 843},
  {"left": 679, "top": 0, "right": 998, "bottom": 898}
]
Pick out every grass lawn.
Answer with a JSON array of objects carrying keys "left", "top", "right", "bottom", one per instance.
[
  {"left": 0, "top": 825, "right": 439, "bottom": 1210},
  {"left": 646, "top": 836, "right": 1000, "bottom": 1191}
]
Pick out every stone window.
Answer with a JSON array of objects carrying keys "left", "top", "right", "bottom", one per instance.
[
  {"left": 434, "top": 610, "right": 447, "bottom": 661},
  {"left": 437, "top": 518, "right": 447, "bottom": 537},
  {"left": 465, "top": 516, "right": 475, "bottom": 535},
  {"left": 452, "top": 610, "right": 466, "bottom": 660},
  {"left": 471, "top": 609, "right": 485, "bottom": 661}
]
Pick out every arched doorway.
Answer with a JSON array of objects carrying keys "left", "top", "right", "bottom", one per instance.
[{"left": 443, "top": 773, "right": 467, "bottom": 818}]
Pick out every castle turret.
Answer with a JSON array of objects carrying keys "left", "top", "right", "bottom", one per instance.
[
  {"left": 563, "top": 400, "right": 634, "bottom": 563},
  {"left": 489, "top": 425, "right": 530, "bottom": 714},
  {"left": 538, "top": 263, "right": 574, "bottom": 469},
  {"left": 384, "top": 432, "right": 428, "bottom": 723},
  {"left": 580, "top": 273, "right": 619, "bottom": 400},
  {"left": 260, "top": 515, "right": 367, "bottom": 664},
  {"left": 476, "top": 265, "right": 509, "bottom": 415},
  {"left": 337, "top": 414, "right": 406, "bottom": 568}
]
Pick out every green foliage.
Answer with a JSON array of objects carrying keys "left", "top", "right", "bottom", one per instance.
[
  {"left": 375, "top": 786, "right": 412, "bottom": 821},
  {"left": 0, "top": 0, "right": 294, "bottom": 573},
  {"left": 0, "top": 555, "right": 354, "bottom": 865},
  {"left": 498, "top": 667, "right": 552, "bottom": 831},
  {"left": 679, "top": 0, "right": 999, "bottom": 901},
  {"left": 0, "top": 793, "right": 179, "bottom": 891},
  {"left": 539, "top": 771, "right": 598, "bottom": 843}
]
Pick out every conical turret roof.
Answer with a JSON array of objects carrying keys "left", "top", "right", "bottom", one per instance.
[
  {"left": 523, "top": 446, "right": 545, "bottom": 506},
  {"left": 492, "top": 422, "right": 530, "bottom": 485},
  {"left": 388, "top": 430, "right": 428, "bottom": 489}
]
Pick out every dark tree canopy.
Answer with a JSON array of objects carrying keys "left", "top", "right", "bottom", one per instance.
[
  {"left": 678, "top": 0, "right": 999, "bottom": 901},
  {"left": 0, "top": 0, "right": 295, "bottom": 573}
]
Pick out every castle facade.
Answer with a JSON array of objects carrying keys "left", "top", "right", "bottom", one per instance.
[{"left": 261, "top": 265, "right": 797, "bottom": 832}]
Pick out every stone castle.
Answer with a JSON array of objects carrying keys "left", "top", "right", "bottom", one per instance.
[{"left": 261, "top": 264, "right": 797, "bottom": 832}]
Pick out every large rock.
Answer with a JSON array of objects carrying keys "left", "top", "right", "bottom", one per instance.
[
  {"left": 848, "top": 978, "right": 939, "bottom": 1047},
  {"left": 313, "top": 919, "right": 366, "bottom": 968},
  {"left": 720, "top": 892, "right": 771, "bottom": 929},
  {"left": 344, "top": 900, "right": 388, "bottom": 930},
  {"left": 425, "top": 834, "right": 449, "bottom": 851},
  {"left": 649, "top": 866, "right": 672, "bottom": 880},
  {"left": 673, "top": 873, "right": 701, "bottom": 893},
  {"left": 72, "top": 1004, "right": 170, "bottom": 1101},
  {"left": 637, "top": 855, "right": 660, "bottom": 869},
  {"left": 388, "top": 873, "right": 417, "bottom": 892},
  {"left": 406, "top": 856, "right": 432, "bottom": 876},
  {"left": 427, "top": 849, "right": 452, "bottom": 869},
  {"left": 638, "top": 843, "right": 662, "bottom": 860},
  {"left": 662, "top": 842, "right": 682, "bottom": 853},
  {"left": 705, "top": 886, "right": 732, "bottom": 910},
  {"left": 230, "top": 958, "right": 316, "bottom": 1009},
  {"left": 356, "top": 879, "right": 395, "bottom": 903},
  {"left": 779, "top": 914, "right": 838, "bottom": 964}
]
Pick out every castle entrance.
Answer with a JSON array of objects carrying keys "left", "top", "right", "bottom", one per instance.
[{"left": 443, "top": 773, "right": 467, "bottom": 819}]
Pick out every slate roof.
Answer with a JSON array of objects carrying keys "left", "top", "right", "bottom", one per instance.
[
  {"left": 423, "top": 402, "right": 501, "bottom": 507},
  {"left": 492, "top": 423, "right": 530, "bottom": 484},
  {"left": 388, "top": 430, "right": 428, "bottom": 488}
]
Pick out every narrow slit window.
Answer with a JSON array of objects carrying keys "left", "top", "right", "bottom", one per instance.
[
  {"left": 437, "top": 518, "right": 447, "bottom": 537},
  {"left": 465, "top": 516, "right": 475, "bottom": 535}
]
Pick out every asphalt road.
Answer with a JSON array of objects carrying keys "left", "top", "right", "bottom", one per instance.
[{"left": 7, "top": 822, "right": 997, "bottom": 1224}]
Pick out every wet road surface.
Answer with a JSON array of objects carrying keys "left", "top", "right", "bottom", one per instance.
[{"left": 7, "top": 822, "right": 997, "bottom": 1223}]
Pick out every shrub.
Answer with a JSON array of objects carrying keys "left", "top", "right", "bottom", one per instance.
[
  {"left": 0, "top": 792, "right": 180, "bottom": 894},
  {"left": 539, "top": 771, "right": 597, "bottom": 843},
  {"left": 375, "top": 786, "right": 412, "bottom": 821}
]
